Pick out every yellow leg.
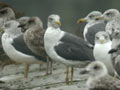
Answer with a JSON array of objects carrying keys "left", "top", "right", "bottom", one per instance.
[
  {"left": 70, "top": 66, "right": 74, "bottom": 84},
  {"left": 66, "top": 66, "right": 69, "bottom": 84},
  {"left": 24, "top": 64, "right": 29, "bottom": 78}
]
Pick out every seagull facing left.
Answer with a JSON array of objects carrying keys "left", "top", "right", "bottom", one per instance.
[
  {"left": 44, "top": 14, "right": 94, "bottom": 84},
  {"left": 80, "top": 61, "right": 120, "bottom": 90},
  {"left": 2, "top": 20, "right": 47, "bottom": 78},
  {"left": 77, "top": 11, "right": 105, "bottom": 48}
]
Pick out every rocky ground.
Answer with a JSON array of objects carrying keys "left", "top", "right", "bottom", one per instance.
[{"left": 0, "top": 62, "right": 88, "bottom": 90}]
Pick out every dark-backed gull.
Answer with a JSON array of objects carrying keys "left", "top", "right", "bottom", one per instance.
[
  {"left": 77, "top": 11, "right": 105, "bottom": 48},
  {"left": 44, "top": 14, "right": 94, "bottom": 84}
]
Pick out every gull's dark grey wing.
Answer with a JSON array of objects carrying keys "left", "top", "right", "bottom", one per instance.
[
  {"left": 54, "top": 32, "right": 95, "bottom": 61},
  {"left": 12, "top": 34, "right": 47, "bottom": 62},
  {"left": 86, "top": 22, "right": 106, "bottom": 45}
]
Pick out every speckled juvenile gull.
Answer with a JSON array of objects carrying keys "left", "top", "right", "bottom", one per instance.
[
  {"left": 109, "top": 28, "right": 120, "bottom": 78},
  {"left": 93, "top": 31, "right": 114, "bottom": 76},
  {"left": 80, "top": 61, "right": 120, "bottom": 90},
  {"left": 77, "top": 11, "right": 105, "bottom": 48},
  {"left": 97, "top": 9, "right": 120, "bottom": 39},
  {"left": 19, "top": 17, "right": 52, "bottom": 75},
  {"left": 2, "top": 20, "right": 47, "bottom": 78},
  {"left": 44, "top": 14, "right": 94, "bottom": 84}
]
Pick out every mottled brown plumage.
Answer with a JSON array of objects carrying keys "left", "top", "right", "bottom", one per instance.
[
  {"left": 24, "top": 27, "right": 47, "bottom": 56},
  {"left": 23, "top": 17, "right": 52, "bottom": 75},
  {"left": 89, "top": 75, "right": 120, "bottom": 90},
  {"left": 0, "top": 2, "right": 24, "bottom": 19},
  {"left": 24, "top": 17, "right": 47, "bottom": 57},
  {"left": 81, "top": 61, "right": 120, "bottom": 90}
]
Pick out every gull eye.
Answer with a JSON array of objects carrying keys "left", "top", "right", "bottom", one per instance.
[
  {"left": 89, "top": 15, "right": 94, "bottom": 18},
  {"left": 112, "top": 28, "right": 114, "bottom": 32},
  {"left": 4, "top": 23, "right": 10, "bottom": 28},
  {"left": 49, "top": 17, "right": 53, "bottom": 21},
  {"left": 28, "top": 19, "right": 34, "bottom": 24},
  {"left": 96, "top": 36, "right": 99, "bottom": 39},
  {"left": 104, "top": 36, "right": 108, "bottom": 39},
  {"left": 93, "top": 65, "right": 99, "bottom": 70},
  {"left": 106, "top": 12, "right": 112, "bottom": 16},
  {"left": 0, "top": 10, "right": 7, "bottom": 14}
]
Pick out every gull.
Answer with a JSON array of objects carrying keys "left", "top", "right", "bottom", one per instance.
[
  {"left": 2, "top": 20, "right": 47, "bottom": 78},
  {"left": 80, "top": 61, "right": 120, "bottom": 90},
  {"left": 44, "top": 14, "right": 94, "bottom": 84},
  {"left": 77, "top": 11, "right": 105, "bottom": 48},
  {"left": 19, "top": 17, "right": 52, "bottom": 75},
  {"left": 96, "top": 9, "right": 120, "bottom": 39},
  {"left": 0, "top": 7, "right": 16, "bottom": 69},
  {"left": 17, "top": 16, "right": 30, "bottom": 32},
  {"left": 109, "top": 28, "right": 120, "bottom": 78},
  {"left": 93, "top": 31, "right": 115, "bottom": 76}
]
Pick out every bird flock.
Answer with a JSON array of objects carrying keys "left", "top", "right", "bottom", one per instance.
[{"left": 0, "top": 5, "right": 120, "bottom": 90}]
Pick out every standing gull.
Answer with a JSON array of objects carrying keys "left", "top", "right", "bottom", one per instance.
[
  {"left": 19, "top": 17, "right": 52, "bottom": 75},
  {"left": 2, "top": 20, "right": 47, "bottom": 78},
  {"left": 109, "top": 27, "right": 120, "bottom": 77},
  {"left": 44, "top": 14, "right": 94, "bottom": 84},
  {"left": 0, "top": 7, "right": 15, "bottom": 26},
  {"left": 0, "top": 7, "right": 16, "bottom": 69},
  {"left": 77, "top": 11, "right": 105, "bottom": 48},
  {"left": 96, "top": 9, "right": 120, "bottom": 39},
  {"left": 80, "top": 61, "right": 120, "bottom": 90},
  {"left": 93, "top": 31, "right": 114, "bottom": 76}
]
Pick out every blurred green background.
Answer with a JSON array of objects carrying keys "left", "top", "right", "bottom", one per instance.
[{"left": 1, "top": 0, "right": 120, "bottom": 37}]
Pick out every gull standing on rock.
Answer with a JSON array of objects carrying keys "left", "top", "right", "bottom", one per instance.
[
  {"left": 44, "top": 14, "right": 94, "bottom": 84},
  {"left": 77, "top": 11, "right": 105, "bottom": 48}
]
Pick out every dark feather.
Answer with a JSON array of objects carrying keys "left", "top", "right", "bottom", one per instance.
[
  {"left": 86, "top": 22, "right": 106, "bottom": 45},
  {"left": 12, "top": 34, "right": 47, "bottom": 62},
  {"left": 54, "top": 33, "right": 95, "bottom": 61},
  {"left": 108, "top": 49, "right": 117, "bottom": 54}
]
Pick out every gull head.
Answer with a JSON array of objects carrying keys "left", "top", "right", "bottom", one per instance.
[
  {"left": 102, "top": 9, "right": 119, "bottom": 22},
  {"left": 95, "top": 31, "right": 111, "bottom": 44},
  {"left": 80, "top": 61, "right": 108, "bottom": 78},
  {"left": 0, "top": 7, "right": 15, "bottom": 20},
  {"left": 18, "top": 16, "right": 43, "bottom": 31},
  {"left": 48, "top": 14, "right": 61, "bottom": 28},
  {"left": 3, "top": 20, "right": 21, "bottom": 34},
  {"left": 77, "top": 11, "right": 102, "bottom": 23}
]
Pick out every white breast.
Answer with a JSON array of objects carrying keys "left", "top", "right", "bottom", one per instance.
[
  {"left": 93, "top": 42, "right": 115, "bottom": 75},
  {"left": 2, "top": 33, "right": 44, "bottom": 64}
]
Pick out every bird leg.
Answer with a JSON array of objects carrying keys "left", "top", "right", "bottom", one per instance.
[
  {"left": 50, "top": 60, "right": 53, "bottom": 75},
  {"left": 45, "top": 59, "right": 49, "bottom": 75},
  {"left": 70, "top": 66, "right": 74, "bottom": 84},
  {"left": 24, "top": 64, "right": 29, "bottom": 78},
  {"left": 66, "top": 66, "right": 69, "bottom": 84},
  {"left": 45, "top": 57, "right": 53, "bottom": 75}
]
